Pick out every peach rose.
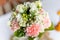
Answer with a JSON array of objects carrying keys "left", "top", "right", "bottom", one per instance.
[{"left": 26, "top": 24, "right": 40, "bottom": 37}]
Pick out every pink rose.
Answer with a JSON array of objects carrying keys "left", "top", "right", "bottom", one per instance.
[
  {"left": 11, "top": 19, "right": 20, "bottom": 32},
  {"left": 26, "top": 24, "right": 40, "bottom": 37}
]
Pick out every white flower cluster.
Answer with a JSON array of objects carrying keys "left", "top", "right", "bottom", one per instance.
[
  {"left": 16, "top": 1, "right": 42, "bottom": 13},
  {"left": 16, "top": 4, "right": 26, "bottom": 13},
  {"left": 15, "top": 1, "right": 42, "bottom": 27}
]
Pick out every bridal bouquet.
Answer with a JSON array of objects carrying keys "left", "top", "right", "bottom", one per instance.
[{"left": 9, "top": 0, "right": 54, "bottom": 40}]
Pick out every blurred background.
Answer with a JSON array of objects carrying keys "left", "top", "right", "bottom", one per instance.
[{"left": 0, "top": 0, "right": 60, "bottom": 40}]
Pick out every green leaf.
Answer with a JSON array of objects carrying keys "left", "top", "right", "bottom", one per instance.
[
  {"left": 45, "top": 22, "right": 54, "bottom": 31},
  {"left": 28, "top": 37, "right": 34, "bottom": 40},
  {"left": 38, "top": 32, "right": 44, "bottom": 38},
  {"left": 14, "top": 27, "right": 25, "bottom": 37}
]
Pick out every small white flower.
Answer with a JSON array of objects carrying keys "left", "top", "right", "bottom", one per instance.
[
  {"left": 30, "top": 3, "right": 36, "bottom": 8},
  {"left": 30, "top": 3, "right": 38, "bottom": 11},
  {"left": 16, "top": 4, "right": 24, "bottom": 13},
  {"left": 16, "top": 14, "right": 22, "bottom": 21},
  {"left": 35, "top": 1, "right": 42, "bottom": 9},
  {"left": 16, "top": 14, "right": 27, "bottom": 27},
  {"left": 24, "top": 2, "right": 31, "bottom": 7},
  {"left": 36, "top": 15, "right": 44, "bottom": 22},
  {"left": 19, "top": 21, "right": 26, "bottom": 27}
]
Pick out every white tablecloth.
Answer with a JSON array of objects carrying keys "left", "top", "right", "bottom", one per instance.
[
  {"left": 0, "top": 13, "right": 12, "bottom": 40},
  {"left": 0, "top": 0, "right": 60, "bottom": 40}
]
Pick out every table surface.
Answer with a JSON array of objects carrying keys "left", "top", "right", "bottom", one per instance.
[{"left": 0, "top": 0, "right": 60, "bottom": 40}]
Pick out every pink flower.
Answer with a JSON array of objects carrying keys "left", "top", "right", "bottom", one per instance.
[
  {"left": 26, "top": 24, "right": 40, "bottom": 37},
  {"left": 11, "top": 19, "right": 20, "bottom": 32},
  {"left": 43, "top": 17, "right": 51, "bottom": 28}
]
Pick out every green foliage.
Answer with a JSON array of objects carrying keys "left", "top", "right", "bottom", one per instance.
[
  {"left": 38, "top": 22, "right": 54, "bottom": 38},
  {"left": 14, "top": 27, "right": 25, "bottom": 37},
  {"left": 28, "top": 37, "right": 35, "bottom": 40},
  {"left": 38, "top": 32, "right": 44, "bottom": 38},
  {"left": 45, "top": 23, "right": 54, "bottom": 31}
]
